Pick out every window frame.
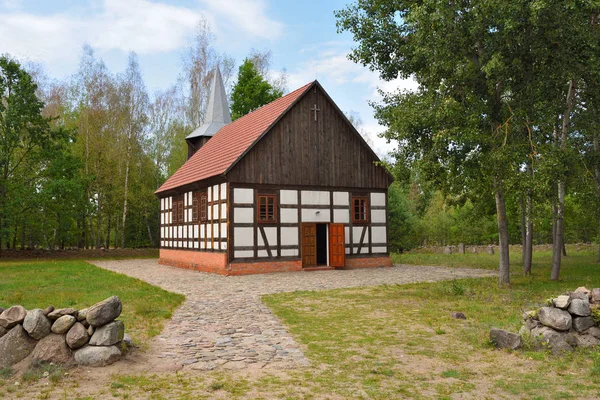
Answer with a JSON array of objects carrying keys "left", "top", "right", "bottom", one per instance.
[
  {"left": 199, "top": 192, "right": 208, "bottom": 223},
  {"left": 352, "top": 196, "right": 369, "bottom": 224},
  {"left": 192, "top": 193, "right": 199, "bottom": 222},
  {"left": 177, "top": 194, "right": 184, "bottom": 224},
  {"left": 257, "top": 194, "right": 278, "bottom": 224}
]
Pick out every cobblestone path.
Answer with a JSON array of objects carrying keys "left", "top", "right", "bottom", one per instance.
[{"left": 91, "top": 260, "right": 494, "bottom": 372}]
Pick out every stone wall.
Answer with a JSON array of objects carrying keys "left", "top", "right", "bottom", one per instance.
[
  {"left": 0, "top": 296, "right": 133, "bottom": 369},
  {"left": 411, "top": 243, "right": 597, "bottom": 255},
  {"left": 490, "top": 287, "right": 600, "bottom": 354}
]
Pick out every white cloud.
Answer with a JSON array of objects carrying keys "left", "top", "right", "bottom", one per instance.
[
  {"left": 0, "top": 0, "right": 282, "bottom": 65},
  {"left": 199, "top": 0, "right": 283, "bottom": 40}
]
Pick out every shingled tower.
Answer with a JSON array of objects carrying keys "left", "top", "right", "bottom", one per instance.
[{"left": 185, "top": 66, "right": 231, "bottom": 159}]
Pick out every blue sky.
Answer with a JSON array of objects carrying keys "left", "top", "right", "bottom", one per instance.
[{"left": 0, "top": 0, "right": 417, "bottom": 156}]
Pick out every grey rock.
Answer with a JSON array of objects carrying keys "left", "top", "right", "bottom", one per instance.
[
  {"left": 0, "top": 325, "right": 37, "bottom": 367},
  {"left": 451, "top": 312, "right": 466, "bottom": 320},
  {"left": 47, "top": 308, "right": 78, "bottom": 320},
  {"left": 0, "top": 326, "right": 7, "bottom": 339},
  {"left": 573, "top": 316, "right": 595, "bottom": 333},
  {"left": 30, "top": 334, "right": 74, "bottom": 366},
  {"left": 570, "top": 291, "right": 589, "bottom": 301},
  {"left": 525, "top": 318, "right": 542, "bottom": 330},
  {"left": 568, "top": 298, "right": 591, "bottom": 317},
  {"left": 0, "top": 305, "right": 27, "bottom": 329},
  {"left": 444, "top": 246, "right": 452, "bottom": 255},
  {"left": 590, "top": 288, "right": 600, "bottom": 304},
  {"left": 538, "top": 307, "right": 572, "bottom": 331},
  {"left": 74, "top": 345, "right": 121, "bottom": 367},
  {"left": 487, "top": 246, "right": 494, "bottom": 255},
  {"left": 122, "top": 333, "right": 135, "bottom": 348},
  {"left": 51, "top": 315, "right": 76, "bottom": 334},
  {"left": 587, "top": 326, "right": 600, "bottom": 339},
  {"left": 66, "top": 322, "right": 89, "bottom": 349},
  {"left": 77, "top": 308, "right": 89, "bottom": 322},
  {"left": 490, "top": 328, "right": 522, "bottom": 350},
  {"left": 531, "top": 326, "right": 573, "bottom": 354},
  {"left": 87, "top": 325, "right": 95, "bottom": 336},
  {"left": 457, "top": 243, "right": 465, "bottom": 254},
  {"left": 573, "top": 334, "right": 600, "bottom": 348},
  {"left": 86, "top": 296, "right": 122, "bottom": 327},
  {"left": 42, "top": 306, "right": 54, "bottom": 316},
  {"left": 574, "top": 286, "right": 591, "bottom": 296},
  {"left": 89, "top": 320, "right": 124, "bottom": 346},
  {"left": 554, "top": 295, "right": 571, "bottom": 309},
  {"left": 23, "top": 309, "right": 52, "bottom": 340}
]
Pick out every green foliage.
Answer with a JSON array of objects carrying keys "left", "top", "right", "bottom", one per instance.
[{"left": 230, "top": 59, "right": 283, "bottom": 120}]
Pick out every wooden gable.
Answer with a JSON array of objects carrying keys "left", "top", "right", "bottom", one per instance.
[{"left": 226, "top": 83, "right": 393, "bottom": 189}]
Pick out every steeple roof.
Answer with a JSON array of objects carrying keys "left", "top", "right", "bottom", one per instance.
[{"left": 185, "top": 65, "right": 231, "bottom": 140}]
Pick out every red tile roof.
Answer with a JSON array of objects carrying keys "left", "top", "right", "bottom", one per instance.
[{"left": 156, "top": 81, "right": 314, "bottom": 194}]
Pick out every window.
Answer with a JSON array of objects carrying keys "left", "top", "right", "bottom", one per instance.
[
  {"left": 352, "top": 196, "right": 369, "bottom": 223},
  {"left": 257, "top": 194, "right": 277, "bottom": 223},
  {"left": 200, "top": 192, "right": 208, "bottom": 222},
  {"left": 192, "top": 193, "right": 198, "bottom": 222},
  {"left": 177, "top": 195, "right": 184, "bottom": 224}
]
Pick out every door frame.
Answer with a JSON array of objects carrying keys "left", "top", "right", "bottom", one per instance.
[{"left": 301, "top": 222, "right": 345, "bottom": 268}]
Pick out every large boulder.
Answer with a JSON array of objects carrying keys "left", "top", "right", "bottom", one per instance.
[
  {"left": 0, "top": 305, "right": 27, "bottom": 329},
  {"left": 0, "top": 326, "right": 7, "bottom": 339},
  {"left": 590, "top": 288, "right": 600, "bottom": 304},
  {"left": 568, "top": 299, "right": 591, "bottom": 317},
  {"left": 0, "top": 325, "right": 37, "bottom": 367},
  {"left": 587, "top": 326, "right": 600, "bottom": 339},
  {"left": 490, "top": 328, "right": 522, "bottom": 350},
  {"left": 86, "top": 296, "right": 122, "bottom": 327},
  {"left": 74, "top": 345, "right": 121, "bottom": 367},
  {"left": 538, "top": 307, "right": 572, "bottom": 331},
  {"left": 554, "top": 295, "right": 571, "bottom": 309},
  {"left": 573, "top": 316, "right": 595, "bottom": 333},
  {"left": 89, "top": 320, "right": 124, "bottom": 346},
  {"left": 51, "top": 315, "right": 76, "bottom": 334},
  {"left": 572, "top": 334, "right": 600, "bottom": 349},
  {"left": 47, "top": 308, "right": 78, "bottom": 321},
  {"left": 30, "top": 334, "right": 74, "bottom": 366},
  {"left": 531, "top": 326, "right": 573, "bottom": 355},
  {"left": 66, "top": 322, "right": 89, "bottom": 349},
  {"left": 23, "top": 309, "right": 52, "bottom": 340}
]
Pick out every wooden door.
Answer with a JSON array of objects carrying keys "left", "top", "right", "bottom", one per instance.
[
  {"left": 329, "top": 223, "right": 345, "bottom": 267},
  {"left": 302, "top": 223, "right": 317, "bottom": 267}
]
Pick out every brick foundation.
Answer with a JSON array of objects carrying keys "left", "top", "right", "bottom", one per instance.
[
  {"left": 159, "top": 249, "right": 392, "bottom": 275},
  {"left": 228, "top": 260, "right": 303, "bottom": 276},
  {"left": 344, "top": 255, "right": 393, "bottom": 269},
  {"left": 159, "top": 249, "right": 228, "bottom": 275}
]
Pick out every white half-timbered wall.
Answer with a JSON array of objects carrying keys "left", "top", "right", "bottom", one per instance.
[
  {"left": 159, "top": 183, "right": 228, "bottom": 251},
  {"left": 231, "top": 187, "right": 388, "bottom": 260}
]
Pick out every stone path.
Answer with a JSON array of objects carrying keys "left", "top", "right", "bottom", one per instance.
[{"left": 91, "top": 260, "right": 494, "bottom": 372}]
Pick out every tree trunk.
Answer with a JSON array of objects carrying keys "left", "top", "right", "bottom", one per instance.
[
  {"left": 105, "top": 213, "right": 111, "bottom": 250},
  {"left": 551, "top": 79, "right": 576, "bottom": 281},
  {"left": 523, "top": 162, "right": 533, "bottom": 275},
  {"left": 121, "top": 153, "right": 130, "bottom": 249},
  {"left": 495, "top": 178, "right": 510, "bottom": 286},
  {"left": 593, "top": 130, "right": 600, "bottom": 263},
  {"left": 520, "top": 195, "right": 526, "bottom": 265}
]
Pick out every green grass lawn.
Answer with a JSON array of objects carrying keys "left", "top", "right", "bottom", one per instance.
[
  {"left": 2, "top": 250, "right": 600, "bottom": 399},
  {"left": 0, "top": 260, "right": 184, "bottom": 342}
]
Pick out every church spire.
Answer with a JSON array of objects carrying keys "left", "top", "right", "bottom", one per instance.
[
  {"left": 205, "top": 65, "right": 231, "bottom": 125},
  {"left": 185, "top": 65, "right": 231, "bottom": 142}
]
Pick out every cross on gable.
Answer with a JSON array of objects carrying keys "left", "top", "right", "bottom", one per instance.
[{"left": 311, "top": 104, "right": 321, "bottom": 121}]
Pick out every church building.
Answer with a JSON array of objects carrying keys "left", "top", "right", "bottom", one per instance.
[{"left": 155, "top": 67, "right": 393, "bottom": 275}]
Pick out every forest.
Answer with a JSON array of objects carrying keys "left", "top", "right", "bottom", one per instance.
[{"left": 1, "top": 6, "right": 600, "bottom": 284}]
